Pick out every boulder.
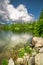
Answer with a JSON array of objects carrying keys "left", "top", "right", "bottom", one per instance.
[
  {"left": 39, "top": 47, "right": 43, "bottom": 53},
  {"left": 35, "top": 53, "right": 43, "bottom": 65},
  {"left": 16, "top": 58, "right": 26, "bottom": 65},
  {"left": 29, "top": 57, "right": 35, "bottom": 65},
  {"left": 8, "top": 58, "right": 14, "bottom": 65},
  {"left": 32, "top": 37, "right": 43, "bottom": 48},
  {"left": 16, "top": 58, "right": 24, "bottom": 64}
]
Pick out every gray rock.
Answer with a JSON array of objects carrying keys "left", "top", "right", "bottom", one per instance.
[
  {"left": 39, "top": 47, "right": 43, "bottom": 53},
  {"left": 8, "top": 58, "right": 14, "bottom": 65},
  {"left": 29, "top": 57, "right": 35, "bottom": 65},
  {"left": 32, "top": 37, "right": 43, "bottom": 48},
  {"left": 35, "top": 53, "right": 43, "bottom": 65}
]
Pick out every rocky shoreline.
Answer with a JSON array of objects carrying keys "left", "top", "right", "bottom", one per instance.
[
  {"left": 29, "top": 37, "right": 43, "bottom": 65},
  {"left": 9, "top": 37, "right": 43, "bottom": 65},
  {"left": 0, "top": 37, "right": 43, "bottom": 65},
  {"left": 16, "top": 37, "right": 43, "bottom": 65}
]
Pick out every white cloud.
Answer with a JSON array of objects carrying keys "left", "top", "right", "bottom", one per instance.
[
  {"left": 0, "top": 0, "right": 11, "bottom": 24},
  {"left": 0, "top": 0, "right": 34, "bottom": 23}
]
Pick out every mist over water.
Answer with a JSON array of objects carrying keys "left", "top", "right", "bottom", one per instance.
[{"left": 0, "top": 31, "right": 33, "bottom": 51}]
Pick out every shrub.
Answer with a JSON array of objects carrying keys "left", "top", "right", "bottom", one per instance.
[{"left": 2, "top": 58, "right": 8, "bottom": 65}]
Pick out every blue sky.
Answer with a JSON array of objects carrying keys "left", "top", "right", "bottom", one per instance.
[
  {"left": 10, "top": 0, "right": 43, "bottom": 19},
  {"left": 0, "top": 0, "right": 43, "bottom": 24}
]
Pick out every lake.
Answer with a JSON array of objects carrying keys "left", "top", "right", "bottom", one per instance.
[{"left": 0, "top": 31, "right": 33, "bottom": 52}]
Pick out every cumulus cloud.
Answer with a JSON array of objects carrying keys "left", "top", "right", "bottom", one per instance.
[
  {"left": 0, "top": 0, "right": 10, "bottom": 23},
  {"left": 0, "top": 0, "right": 34, "bottom": 23}
]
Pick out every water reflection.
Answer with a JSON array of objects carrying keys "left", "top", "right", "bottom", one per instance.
[{"left": 0, "top": 31, "right": 33, "bottom": 52}]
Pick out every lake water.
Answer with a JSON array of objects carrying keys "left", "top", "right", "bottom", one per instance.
[{"left": 0, "top": 31, "right": 33, "bottom": 52}]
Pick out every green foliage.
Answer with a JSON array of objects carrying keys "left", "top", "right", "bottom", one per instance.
[
  {"left": 37, "top": 20, "right": 43, "bottom": 37},
  {"left": 2, "top": 59, "right": 8, "bottom": 65},
  {"left": 39, "top": 10, "right": 43, "bottom": 20},
  {"left": 25, "top": 46, "right": 32, "bottom": 54},
  {"left": 18, "top": 46, "right": 33, "bottom": 57},
  {"left": 18, "top": 48, "right": 25, "bottom": 57}
]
